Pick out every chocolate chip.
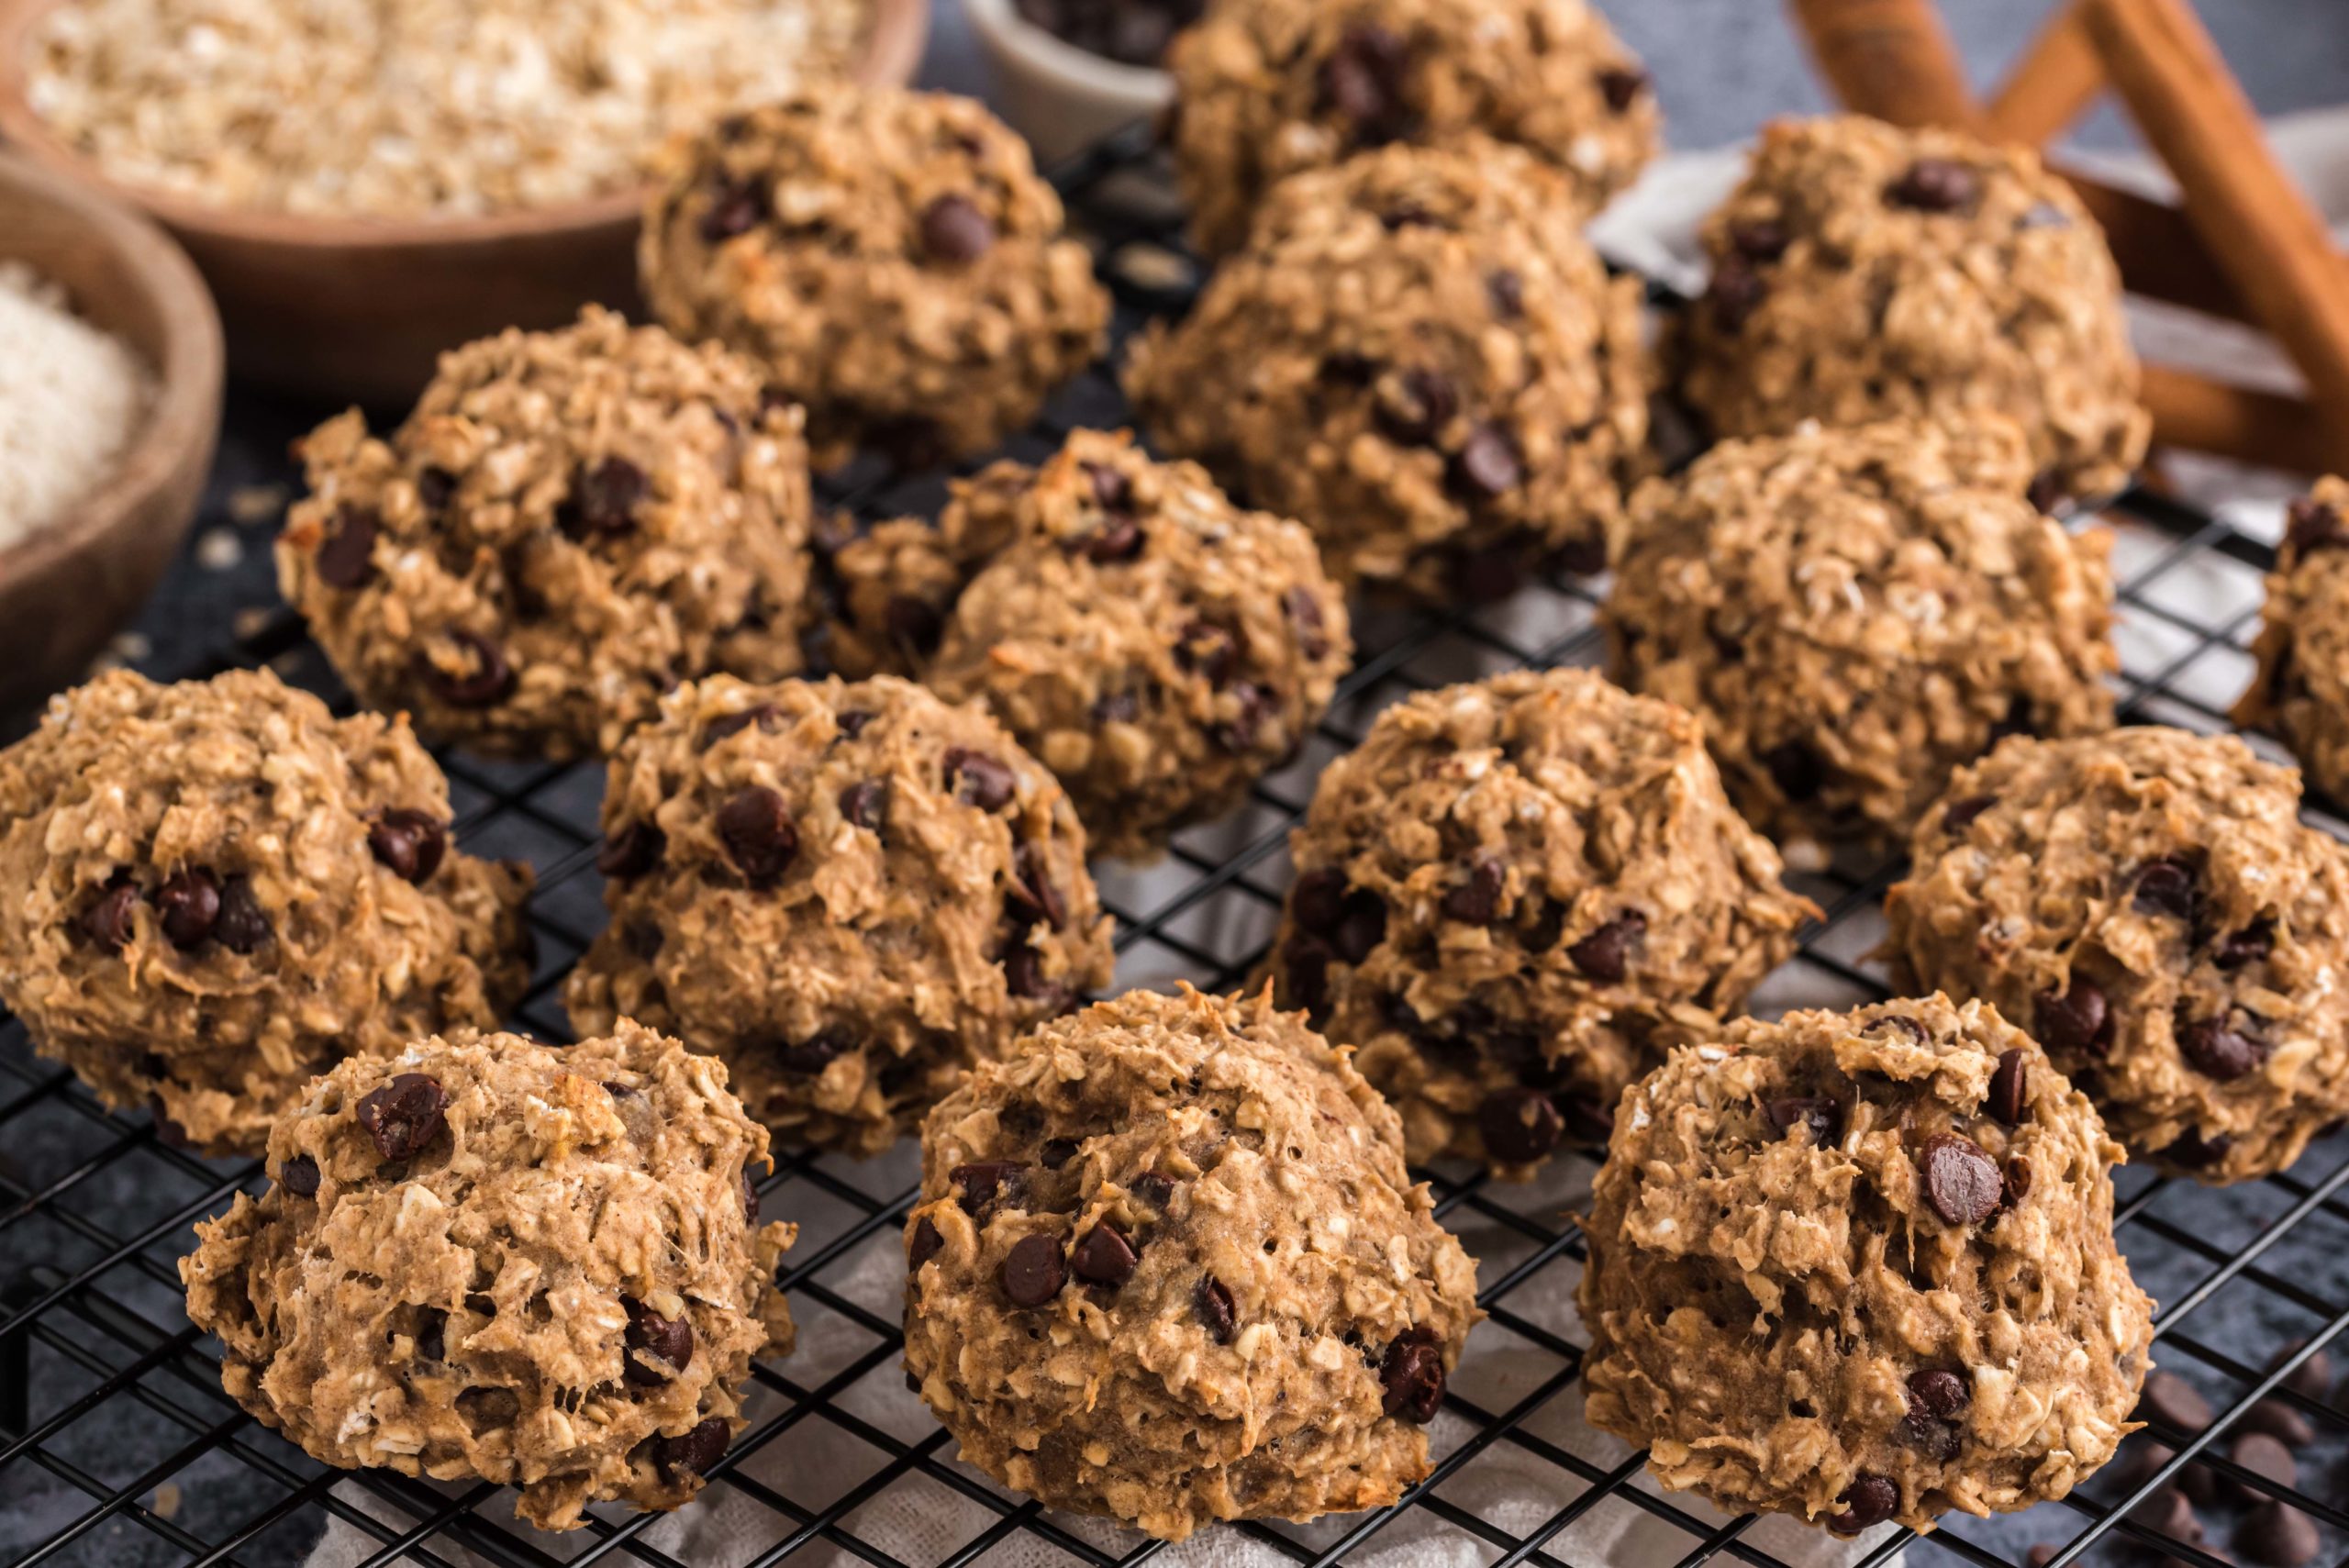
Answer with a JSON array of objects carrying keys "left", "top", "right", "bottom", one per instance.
[
  {"left": 1132, "top": 1172, "right": 1175, "bottom": 1208},
  {"left": 2164, "top": 1129, "right": 2233, "bottom": 1170},
  {"left": 1478, "top": 1087, "right": 1563, "bottom": 1164},
  {"left": 1375, "top": 367, "right": 1456, "bottom": 446},
  {"left": 2236, "top": 1397, "right": 2315, "bottom": 1449},
  {"left": 1291, "top": 869, "right": 1348, "bottom": 934},
  {"left": 952, "top": 1160, "right": 1025, "bottom": 1214},
  {"left": 1597, "top": 64, "right": 1648, "bottom": 110},
  {"left": 2142, "top": 1369, "right": 2214, "bottom": 1432},
  {"left": 1765, "top": 1095, "right": 1842, "bottom": 1144},
  {"left": 699, "top": 178, "right": 766, "bottom": 242},
  {"left": 1318, "top": 22, "right": 1411, "bottom": 144},
  {"left": 2215, "top": 918, "right": 2276, "bottom": 970},
  {"left": 909, "top": 1217, "right": 944, "bottom": 1271},
  {"left": 944, "top": 748, "right": 1016, "bottom": 811},
  {"left": 2003, "top": 1155, "right": 2032, "bottom": 1205},
  {"left": 1486, "top": 269, "right": 1524, "bottom": 319},
  {"left": 920, "top": 195, "right": 995, "bottom": 262},
  {"left": 776, "top": 1030, "right": 848, "bottom": 1074},
  {"left": 1039, "top": 1138, "right": 1078, "bottom": 1170},
  {"left": 597, "top": 821, "right": 665, "bottom": 880},
  {"left": 1001, "top": 1234, "right": 1065, "bottom": 1307},
  {"left": 717, "top": 786, "right": 796, "bottom": 887},
  {"left": 2239, "top": 1501, "right": 2320, "bottom": 1567},
  {"left": 1286, "top": 585, "right": 1331, "bottom": 661},
  {"left": 1987, "top": 1048, "right": 2029, "bottom": 1127},
  {"left": 1001, "top": 940, "right": 1063, "bottom": 1003},
  {"left": 2285, "top": 495, "right": 2348, "bottom": 557},
  {"left": 1894, "top": 1409, "right": 1962, "bottom": 1461},
  {"left": 1069, "top": 1223, "right": 1137, "bottom": 1288},
  {"left": 1320, "top": 350, "right": 1379, "bottom": 386},
  {"left": 702, "top": 704, "right": 780, "bottom": 749},
  {"left": 1175, "top": 619, "right": 1237, "bottom": 685},
  {"left": 1708, "top": 256, "right": 1767, "bottom": 332},
  {"left": 368, "top": 810, "right": 448, "bottom": 884},
  {"left": 2133, "top": 856, "right": 2200, "bottom": 920},
  {"left": 2119, "top": 1439, "right": 2220, "bottom": 1506},
  {"left": 1330, "top": 891, "right": 1386, "bottom": 963},
  {"left": 1909, "top": 1368, "right": 1969, "bottom": 1418},
  {"left": 418, "top": 629, "right": 513, "bottom": 707},
  {"left": 1888, "top": 158, "right": 1980, "bottom": 212},
  {"left": 2178, "top": 1014, "right": 2271, "bottom": 1082},
  {"left": 1827, "top": 1473, "right": 1899, "bottom": 1534},
  {"left": 1012, "top": 844, "right": 1067, "bottom": 931},
  {"left": 1286, "top": 942, "right": 1330, "bottom": 1014},
  {"left": 1210, "top": 683, "right": 1276, "bottom": 754},
  {"left": 623, "top": 1298, "right": 695, "bottom": 1385},
  {"left": 1921, "top": 1132, "right": 2002, "bottom": 1226},
  {"left": 655, "top": 1417, "right": 730, "bottom": 1478},
  {"left": 883, "top": 595, "right": 944, "bottom": 659},
  {"left": 2034, "top": 981, "right": 2112, "bottom": 1058},
  {"left": 1196, "top": 1274, "right": 1235, "bottom": 1342},
  {"left": 2027, "top": 470, "right": 2065, "bottom": 516},
  {"left": 1448, "top": 423, "right": 1521, "bottom": 498},
  {"left": 1729, "top": 217, "right": 1790, "bottom": 261},
  {"left": 838, "top": 780, "right": 889, "bottom": 833},
  {"left": 1080, "top": 514, "right": 1143, "bottom": 564},
  {"left": 2226, "top": 1431, "right": 2296, "bottom": 1503},
  {"left": 279, "top": 1154, "right": 320, "bottom": 1197},
  {"left": 1441, "top": 856, "right": 1505, "bottom": 924},
  {"left": 1567, "top": 911, "right": 1646, "bottom": 982},
  {"left": 355, "top": 1073, "right": 449, "bottom": 1162},
  {"left": 1943, "top": 794, "right": 1996, "bottom": 831},
  {"left": 1763, "top": 740, "right": 1823, "bottom": 802},
  {"left": 740, "top": 1168, "right": 761, "bottom": 1222},
  {"left": 560, "top": 456, "right": 648, "bottom": 539},
  {"left": 80, "top": 879, "right": 139, "bottom": 952},
  {"left": 214, "top": 877, "right": 272, "bottom": 954},
  {"left": 316, "top": 506, "right": 380, "bottom": 589},
  {"left": 417, "top": 467, "right": 457, "bottom": 511},
  {"left": 2130, "top": 1485, "right": 2202, "bottom": 1549},
  {"left": 626, "top": 919, "right": 665, "bottom": 960},
  {"left": 2266, "top": 1339, "right": 2335, "bottom": 1405},
  {"left": 1379, "top": 1329, "right": 1444, "bottom": 1422},
  {"left": 154, "top": 869, "right": 221, "bottom": 950}
]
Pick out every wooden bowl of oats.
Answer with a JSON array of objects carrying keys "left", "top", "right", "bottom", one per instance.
[{"left": 0, "top": 0, "right": 926, "bottom": 407}]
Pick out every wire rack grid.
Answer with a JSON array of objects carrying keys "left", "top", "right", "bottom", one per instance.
[{"left": 3, "top": 128, "right": 2347, "bottom": 1568}]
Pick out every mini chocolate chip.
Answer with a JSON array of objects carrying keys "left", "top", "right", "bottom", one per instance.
[
  {"left": 702, "top": 704, "right": 781, "bottom": 749},
  {"left": 1921, "top": 1132, "right": 2002, "bottom": 1227},
  {"left": 2240, "top": 1500, "right": 2321, "bottom": 1567},
  {"left": 1763, "top": 740, "right": 1823, "bottom": 802},
  {"left": 2215, "top": 918, "right": 2276, "bottom": 970},
  {"left": 1729, "top": 217, "right": 1790, "bottom": 261},
  {"left": 1196, "top": 1274, "right": 1236, "bottom": 1342},
  {"left": 1708, "top": 255, "right": 1768, "bottom": 332},
  {"left": 776, "top": 1030, "right": 848, "bottom": 1073},
  {"left": 2034, "top": 981, "right": 2112, "bottom": 1057},
  {"left": 1039, "top": 1138, "right": 1078, "bottom": 1170},
  {"left": 623, "top": 1298, "right": 695, "bottom": 1385},
  {"left": 2285, "top": 495, "right": 2348, "bottom": 556},
  {"left": 1379, "top": 1330, "right": 1444, "bottom": 1422},
  {"left": 1827, "top": 1473, "right": 1899, "bottom": 1534},
  {"left": 368, "top": 809, "right": 449, "bottom": 884},
  {"left": 1987, "top": 1048, "right": 2028, "bottom": 1126},
  {"left": 1001, "top": 1234, "right": 1065, "bottom": 1307},
  {"left": 1765, "top": 1095, "right": 1842, "bottom": 1144},
  {"left": 1375, "top": 367, "right": 1456, "bottom": 446},
  {"left": 1448, "top": 423, "right": 1520, "bottom": 498},
  {"left": 1486, "top": 268, "right": 1524, "bottom": 319},
  {"left": 920, "top": 195, "right": 995, "bottom": 262},
  {"left": 2002, "top": 1155, "right": 2032, "bottom": 1205},
  {"left": 1441, "top": 856, "right": 1505, "bottom": 924},
  {"left": 952, "top": 1160, "right": 1025, "bottom": 1214},
  {"left": 355, "top": 1073, "right": 450, "bottom": 1162},
  {"left": 944, "top": 748, "right": 1016, "bottom": 811},
  {"left": 1069, "top": 1223, "right": 1138, "bottom": 1287},
  {"left": 1888, "top": 158, "right": 1980, "bottom": 212},
  {"left": 839, "top": 779, "right": 889, "bottom": 832},
  {"left": 1597, "top": 64, "right": 1648, "bottom": 110},
  {"left": 909, "top": 1217, "right": 945, "bottom": 1270},
  {"left": 316, "top": 506, "right": 381, "bottom": 589},
  {"left": 419, "top": 629, "right": 513, "bottom": 707},
  {"left": 2141, "top": 1368, "right": 2214, "bottom": 1431},
  {"left": 1478, "top": 1087, "right": 1563, "bottom": 1164},
  {"left": 1943, "top": 794, "right": 1996, "bottom": 831},
  {"left": 597, "top": 821, "right": 665, "bottom": 880},
  {"left": 717, "top": 786, "right": 796, "bottom": 887},
  {"left": 700, "top": 178, "right": 766, "bottom": 242},
  {"left": 1567, "top": 911, "right": 1647, "bottom": 982},
  {"left": 214, "top": 878, "right": 271, "bottom": 954},
  {"left": 279, "top": 1154, "right": 320, "bottom": 1197},
  {"left": 2177, "top": 1014, "right": 2271, "bottom": 1082},
  {"left": 1909, "top": 1368, "right": 1969, "bottom": 1418},
  {"left": 2133, "top": 856, "right": 2200, "bottom": 919},
  {"left": 560, "top": 456, "right": 648, "bottom": 539},
  {"left": 656, "top": 1417, "right": 730, "bottom": 1477},
  {"left": 154, "top": 869, "right": 221, "bottom": 950},
  {"left": 1318, "top": 22, "right": 1411, "bottom": 144},
  {"left": 81, "top": 880, "right": 139, "bottom": 951}
]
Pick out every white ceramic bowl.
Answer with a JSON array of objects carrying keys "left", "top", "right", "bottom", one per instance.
[{"left": 963, "top": 0, "right": 1172, "bottom": 163}]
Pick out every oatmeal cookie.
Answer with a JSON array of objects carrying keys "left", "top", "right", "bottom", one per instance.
[
  {"left": 0, "top": 670, "right": 532, "bottom": 1156},
  {"left": 1124, "top": 139, "right": 1648, "bottom": 602},
  {"left": 902, "top": 984, "right": 1480, "bottom": 1540},
  {"left": 1264, "top": 669, "right": 1816, "bottom": 1177},
  {"left": 2233, "top": 479, "right": 2349, "bottom": 803},
  {"left": 1603, "top": 416, "right": 2118, "bottom": 854},
  {"left": 181, "top": 1024, "right": 795, "bottom": 1531},
  {"left": 1884, "top": 728, "right": 2349, "bottom": 1184},
  {"left": 1167, "top": 0, "right": 1659, "bottom": 257},
  {"left": 923, "top": 429, "right": 1352, "bottom": 862},
  {"left": 1676, "top": 116, "right": 2149, "bottom": 506},
  {"left": 640, "top": 86, "right": 1111, "bottom": 468},
  {"left": 564, "top": 675, "right": 1115, "bottom": 1155},
  {"left": 278, "top": 306, "right": 814, "bottom": 761},
  {"left": 1578, "top": 995, "right": 2154, "bottom": 1535}
]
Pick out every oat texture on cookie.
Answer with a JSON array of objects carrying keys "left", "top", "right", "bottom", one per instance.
[
  {"left": 1604, "top": 416, "right": 2117, "bottom": 854},
  {"left": 182, "top": 1024, "right": 795, "bottom": 1530},
  {"left": 901, "top": 985, "right": 1481, "bottom": 1541},
  {"left": 1577, "top": 995, "right": 2154, "bottom": 1535},
  {"left": 2234, "top": 477, "right": 2349, "bottom": 803},
  {"left": 1885, "top": 728, "right": 2349, "bottom": 1184},
  {"left": 1125, "top": 139, "right": 1648, "bottom": 604},
  {"left": 1264, "top": 668, "right": 1816, "bottom": 1177},
  {"left": 0, "top": 670, "right": 532, "bottom": 1156},
  {"left": 640, "top": 85, "right": 1111, "bottom": 469},
  {"left": 1676, "top": 116, "right": 2150, "bottom": 506},
  {"left": 277, "top": 306, "right": 815, "bottom": 762},
  {"left": 564, "top": 674, "right": 1115, "bottom": 1155}
]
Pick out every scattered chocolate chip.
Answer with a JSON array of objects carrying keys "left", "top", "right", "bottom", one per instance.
[
  {"left": 2142, "top": 1369, "right": 2215, "bottom": 1432},
  {"left": 1943, "top": 794, "right": 1996, "bottom": 831},
  {"left": 1039, "top": 1138, "right": 1078, "bottom": 1170},
  {"left": 419, "top": 629, "right": 513, "bottom": 707},
  {"left": 1478, "top": 1087, "right": 1563, "bottom": 1164},
  {"left": 701, "top": 704, "right": 780, "bottom": 750},
  {"left": 2035, "top": 981, "right": 2112, "bottom": 1058},
  {"left": 944, "top": 748, "right": 1016, "bottom": 810},
  {"left": 1597, "top": 64, "right": 1648, "bottom": 110},
  {"left": 655, "top": 1417, "right": 730, "bottom": 1477},
  {"left": 1448, "top": 423, "right": 1521, "bottom": 498},
  {"left": 2266, "top": 1339, "right": 2334, "bottom": 1405},
  {"left": 1765, "top": 1095, "right": 1842, "bottom": 1145},
  {"left": 2027, "top": 1547, "right": 2058, "bottom": 1568},
  {"left": 717, "top": 786, "right": 796, "bottom": 887},
  {"left": 279, "top": 1154, "right": 320, "bottom": 1197},
  {"left": 1069, "top": 1223, "right": 1138, "bottom": 1288},
  {"left": 839, "top": 779, "right": 889, "bottom": 832},
  {"left": 700, "top": 178, "right": 767, "bottom": 242},
  {"left": 1888, "top": 158, "right": 1980, "bottom": 213},
  {"left": 1441, "top": 856, "right": 1506, "bottom": 924},
  {"left": 1826, "top": 1473, "right": 1899, "bottom": 1534},
  {"left": 2238, "top": 1500, "right": 2319, "bottom": 1567},
  {"left": 2133, "top": 856, "right": 2200, "bottom": 920},
  {"left": 1708, "top": 256, "right": 1767, "bottom": 333},
  {"left": 623, "top": 1298, "right": 694, "bottom": 1385},
  {"left": 2130, "top": 1485, "right": 2203, "bottom": 1548},
  {"left": 2215, "top": 918, "right": 2276, "bottom": 971},
  {"left": 597, "top": 821, "right": 665, "bottom": 880},
  {"left": 1762, "top": 740, "right": 1823, "bottom": 802},
  {"left": 1486, "top": 268, "right": 1524, "bottom": 319},
  {"left": 1001, "top": 1234, "right": 1065, "bottom": 1307},
  {"left": 1375, "top": 367, "right": 1456, "bottom": 446},
  {"left": 1729, "top": 217, "right": 1790, "bottom": 261},
  {"left": 368, "top": 810, "right": 449, "bottom": 884},
  {"left": 952, "top": 1160, "right": 1025, "bottom": 1214},
  {"left": 316, "top": 506, "right": 381, "bottom": 589},
  {"left": 1921, "top": 1132, "right": 2003, "bottom": 1227},
  {"left": 2235, "top": 1397, "right": 2315, "bottom": 1449},
  {"left": 355, "top": 1073, "right": 450, "bottom": 1162},
  {"left": 2119, "top": 1439, "right": 2220, "bottom": 1506},
  {"left": 560, "top": 456, "right": 649, "bottom": 539},
  {"left": 2225, "top": 1431, "right": 2296, "bottom": 1504},
  {"left": 1318, "top": 22, "right": 1411, "bottom": 144},
  {"left": 2285, "top": 495, "right": 2348, "bottom": 557},
  {"left": 1196, "top": 1274, "right": 1236, "bottom": 1342},
  {"left": 776, "top": 1030, "right": 848, "bottom": 1074},
  {"left": 154, "top": 869, "right": 221, "bottom": 950},
  {"left": 1987, "top": 1048, "right": 2029, "bottom": 1126},
  {"left": 2177, "top": 1014, "right": 2271, "bottom": 1082},
  {"left": 1567, "top": 911, "right": 1647, "bottom": 982},
  {"left": 214, "top": 877, "right": 271, "bottom": 954},
  {"left": 909, "top": 1217, "right": 944, "bottom": 1271},
  {"left": 1379, "top": 1329, "right": 1444, "bottom": 1422},
  {"left": 920, "top": 195, "right": 995, "bottom": 262}
]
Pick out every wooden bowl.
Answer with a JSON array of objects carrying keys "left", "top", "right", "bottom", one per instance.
[
  {"left": 0, "top": 0, "right": 929, "bottom": 406},
  {"left": 0, "top": 148, "right": 221, "bottom": 714}
]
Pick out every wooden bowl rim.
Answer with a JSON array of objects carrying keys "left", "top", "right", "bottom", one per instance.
[
  {"left": 0, "top": 0, "right": 930, "bottom": 250},
  {"left": 0, "top": 146, "right": 224, "bottom": 589}
]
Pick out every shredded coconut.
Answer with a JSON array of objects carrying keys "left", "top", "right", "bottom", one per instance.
[{"left": 0, "top": 261, "right": 152, "bottom": 550}]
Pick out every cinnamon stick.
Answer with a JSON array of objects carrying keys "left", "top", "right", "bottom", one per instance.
[
  {"left": 2053, "top": 165, "right": 2254, "bottom": 323},
  {"left": 2140, "top": 365, "right": 2339, "bottom": 475},
  {"left": 1985, "top": 5, "right": 2101, "bottom": 145},
  {"left": 2084, "top": 0, "right": 2349, "bottom": 448},
  {"left": 1785, "top": 0, "right": 1981, "bottom": 130}
]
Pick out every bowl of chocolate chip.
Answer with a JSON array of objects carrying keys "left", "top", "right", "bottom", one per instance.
[{"left": 964, "top": 0, "right": 1186, "bottom": 162}]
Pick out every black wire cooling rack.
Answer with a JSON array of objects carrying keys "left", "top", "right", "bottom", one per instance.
[{"left": 5, "top": 126, "right": 2348, "bottom": 1568}]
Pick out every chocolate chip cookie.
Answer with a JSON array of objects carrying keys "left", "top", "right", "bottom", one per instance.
[
  {"left": 1884, "top": 728, "right": 2349, "bottom": 1184},
  {"left": 564, "top": 674, "right": 1116, "bottom": 1155},
  {"left": 1676, "top": 117, "right": 2150, "bottom": 507},
  {"left": 1603, "top": 416, "right": 2118, "bottom": 855},
  {"left": 182, "top": 1023, "right": 796, "bottom": 1530},
  {"left": 2234, "top": 478, "right": 2349, "bottom": 803},
  {"left": 1264, "top": 668, "right": 1816, "bottom": 1177},
  {"left": 279, "top": 306, "right": 814, "bottom": 761},
  {"left": 640, "top": 85, "right": 1111, "bottom": 469},
  {"left": 0, "top": 670, "right": 532, "bottom": 1156},
  {"left": 1124, "top": 139, "right": 1649, "bottom": 603},
  {"left": 920, "top": 429, "right": 1352, "bottom": 862},
  {"left": 1167, "top": 0, "right": 1659, "bottom": 256},
  {"left": 901, "top": 984, "right": 1480, "bottom": 1540},
  {"left": 1578, "top": 995, "right": 2154, "bottom": 1536}
]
